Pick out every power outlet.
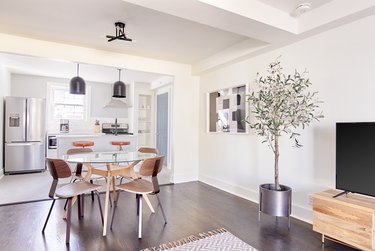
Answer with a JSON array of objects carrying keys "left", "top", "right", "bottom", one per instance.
[{"left": 308, "top": 194, "right": 313, "bottom": 206}]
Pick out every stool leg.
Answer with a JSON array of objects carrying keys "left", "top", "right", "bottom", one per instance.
[{"left": 138, "top": 194, "right": 143, "bottom": 239}]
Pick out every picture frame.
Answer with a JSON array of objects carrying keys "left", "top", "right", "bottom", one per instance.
[{"left": 207, "top": 84, "right": 248, "bottom": 134}]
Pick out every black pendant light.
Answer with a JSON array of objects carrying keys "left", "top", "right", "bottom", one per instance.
[
  {"left": 70, "top": 63, "right": 86, "bottom": 95},
  {"left": 113, "top": 69, "right": 126, "bottom": 98}
]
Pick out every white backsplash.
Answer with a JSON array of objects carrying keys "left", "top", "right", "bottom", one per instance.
[{"left": 47, "top": 117, "right": 131, "bottom": 134}]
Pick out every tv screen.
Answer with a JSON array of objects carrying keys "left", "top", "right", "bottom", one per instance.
[{"left": 336, "top": 122, "right": 375, "bottom": 197}]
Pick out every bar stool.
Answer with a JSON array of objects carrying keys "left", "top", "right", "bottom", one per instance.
[
  {"left": 111, "top": 141, "right": 130, "bottom": 151},
  {"left": 73, "top": 141, "right": 95, "bottom": 148}
]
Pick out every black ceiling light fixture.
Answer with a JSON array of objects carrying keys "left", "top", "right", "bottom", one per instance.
[
  {"left": 70, "top": 63, "right": 86, "bottom": 95},
  {"left": 113, "top": 69, "right": 126, "bottom": 98},
  {"left": 106, "top": 22, "right": 132, "bottom": 42}
]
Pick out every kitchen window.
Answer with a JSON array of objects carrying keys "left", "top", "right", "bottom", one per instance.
[{"left": 48, "top": 84, "right": 90, "bottom": 120}]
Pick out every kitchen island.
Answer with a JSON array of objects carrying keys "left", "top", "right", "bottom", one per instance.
[{"left": 56, "top": 134, "right": 137, "bottom": 157}]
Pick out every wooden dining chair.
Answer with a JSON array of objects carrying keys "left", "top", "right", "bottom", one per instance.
[
  {"left": 67, "top": 147, "right": 93, "bottom": 178},
  {"left": 110, "top": 156, "right": 167, "bottom": 238},
  {"left": 67, "top": 148, "right": 112, "bottom": 207},
  {"left": 42, "top": 158, "right": 104, "bottom": 244},
  {"left": 118, "top": 147, "right": 159, "bottom": 184},
  {"left": 138, "top": 147, "right": 159, "bottom": 155}
]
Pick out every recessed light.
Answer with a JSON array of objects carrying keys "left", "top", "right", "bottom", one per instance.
[{"left": 295, "top": 2, "right": 311, "bottom": 15}]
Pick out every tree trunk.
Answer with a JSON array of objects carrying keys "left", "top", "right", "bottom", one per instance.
[{"left": 274, "top": 135, "right": 281, "bottom": 190}]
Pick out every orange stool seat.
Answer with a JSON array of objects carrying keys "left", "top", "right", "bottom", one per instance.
[
  {"left": 73, "top": 141, "right": 95, "bottom": 148},
  {"left": 111, "top": 141, "right": 130, "bottom": 151}
]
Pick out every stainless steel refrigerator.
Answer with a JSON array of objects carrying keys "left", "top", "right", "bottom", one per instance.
[{"left": 4, "top": 96, "right": 46, "bottom": 174}]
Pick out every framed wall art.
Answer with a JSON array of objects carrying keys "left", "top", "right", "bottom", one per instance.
[{"left": 207, "top": 84, "right": 248, "bottom": 134}]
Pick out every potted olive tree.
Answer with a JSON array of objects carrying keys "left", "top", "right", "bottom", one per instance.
[{"left": 247, "top": 58, "right": 323, "bottom": 227}]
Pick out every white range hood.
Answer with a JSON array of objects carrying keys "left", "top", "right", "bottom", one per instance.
[{"left": 104, "top": 97, "right": 131, "bottom": 108}]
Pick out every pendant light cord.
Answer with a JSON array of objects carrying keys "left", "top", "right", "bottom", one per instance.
[
  {"left": 77, "top": 63, "right": 80, "bottom": 76},
  {"left": 118, "top": 69, "right": 121, "bottom": 81}
]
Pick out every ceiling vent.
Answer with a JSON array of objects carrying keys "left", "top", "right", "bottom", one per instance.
[{"left": 106, "top": 22, "right": 132, "bottom": 42}]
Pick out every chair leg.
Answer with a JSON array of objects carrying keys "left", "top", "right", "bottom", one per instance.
[
  {"left": 77, "top": 195, "right": 82, "bottom": 218},
  {"left": 156, "top": 194, "right": 167, "bottom": 224},
  {"left": 66, "top": 198, "right": 72, "bottom": 244},
  {"left": 109, "top": 193, "right": 113, "bottom": 208},
  {"left": 64, "top": 199, "right": 68, "bottom": 210},
  {"left": 95, "top": 191, "right": 104, "bottom": 225},
  {"left": 110, "top": 191, "right": 120, "bottom": 229},
  {"left": 90, "top": 180, "right": 95, "bottom": 201},
  {"left": 82, "top": 194, "right": 85, "bottom": 217},
  {"left": 136, "top": 194, "right": 139, "bottom": 216},
  {"left": 42, "top": 199, "right": 56, "bottom": 233},
  {"left": 138, "top": 194, "right": 143, "bottom": 239}
]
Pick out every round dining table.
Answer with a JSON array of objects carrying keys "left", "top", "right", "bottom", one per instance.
[{"left": 64, "top": 151, "right": 157, "bottom": 236}]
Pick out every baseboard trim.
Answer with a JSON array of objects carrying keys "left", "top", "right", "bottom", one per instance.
[
  {"left": 199, "top": 174, "right": 259, "bottom": 202},
  {"left": 173, "top": 172, "right": 198, "bottom": 183},
  {"left": 0, "top": 198, "right": 52, "bottom": 207},
  {"left": 199, "top": 174, "right": 312, "bottom": 223}
]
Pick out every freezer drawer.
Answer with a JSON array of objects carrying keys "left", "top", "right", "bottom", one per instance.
[{"left": 5, "top": 142, "right": 46, "bottom": 173}]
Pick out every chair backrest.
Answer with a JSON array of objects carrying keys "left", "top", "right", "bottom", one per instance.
[
  {"left": 138, "top": 147, "right": 163, "bottom": 172},
  {"left": 138, "top": 156, "right": 165, "bottom": 194},
  {"left": 67, "top": 147, "right": 93, "bottom": 155},
  {"left": 45, "top": 158, "right": 73, "bottom": 198},
  {"left": 66, "top": 148, "right": 93, "bottom": 176},
  {"left": 138, "top": 147, "right": 159, "bottom": 154}
]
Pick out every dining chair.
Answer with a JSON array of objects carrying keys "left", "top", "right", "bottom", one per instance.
[
  {"left": 67, "top": 147, "right": 93, "bottom": 179},
  {"left": 67, "top": 148, "right": 98, "bottom": 201},
  {"left": 42, "top": 158, "right": 104, "bottom": 244},
  {"left": 118, "top": 147, "right": 159, "bottom": 184},
  {"left": 138, "top": 147, "right": 159, "bottom": 155},
  {"left": 67, "top": 148, "right": 112, "bottom": 207},
  {"left": 110, "top": 156, "right": 167, "bottom": 238}
]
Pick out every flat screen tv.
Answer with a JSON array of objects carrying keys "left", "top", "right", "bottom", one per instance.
[{"left": 336, "top": 122, "right": 375, "bottom": 197}]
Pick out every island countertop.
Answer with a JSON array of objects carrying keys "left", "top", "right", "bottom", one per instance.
[{"left": 56, "top": 134, "right": 137, "bottom": 157}]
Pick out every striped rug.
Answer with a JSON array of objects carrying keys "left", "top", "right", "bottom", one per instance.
[{"left": 141, "top": 228, "right": 257, "bottom": 251}]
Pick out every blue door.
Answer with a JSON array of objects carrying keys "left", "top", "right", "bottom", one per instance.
[{"left": 156, "top": 93, "right": 169, "bottom": 163}]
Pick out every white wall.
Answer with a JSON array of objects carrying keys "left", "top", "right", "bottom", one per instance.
[
  {"left": 0, "top": 34, "right": 199, "bottom": 183},
  {"left": 198, "top": 14, "right": 375, "bottom": 222},
  {"left": 0, "top": 65, "right": 11, "bottom": 176}
]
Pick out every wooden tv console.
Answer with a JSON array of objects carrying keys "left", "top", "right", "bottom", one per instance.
[{"left": 313, "top": 190, "right": 375, "bottom": 250}]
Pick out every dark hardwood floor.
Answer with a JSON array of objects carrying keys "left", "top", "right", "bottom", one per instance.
[{"left": 0, "top": 181, "right": 357, "bottom": 251}]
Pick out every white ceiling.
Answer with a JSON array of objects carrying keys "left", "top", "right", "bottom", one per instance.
[
  {"left": 0, "top": 0, "right": 374, "bottom": 78},
  {"left": 0, "top": 53, "right": 168, "bottom": 84},
  {"left": 259, "top": 0, "right": 333, "bottom": 14},
  {"left": 0, "top": 0, "right": 250, "bottom": 64}
]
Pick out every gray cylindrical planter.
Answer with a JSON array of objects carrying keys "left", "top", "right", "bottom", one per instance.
[{"left": 259, "top": 184, "right": 292, "bottom": 228}]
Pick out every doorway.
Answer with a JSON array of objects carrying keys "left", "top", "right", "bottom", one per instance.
[{"left": 156, "top": 87, "right": 172, "bottom": 183}]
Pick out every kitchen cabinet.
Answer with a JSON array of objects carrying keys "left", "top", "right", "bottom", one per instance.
[{"left": 137, "top": 94, "right": 152, "bottom": 147}]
